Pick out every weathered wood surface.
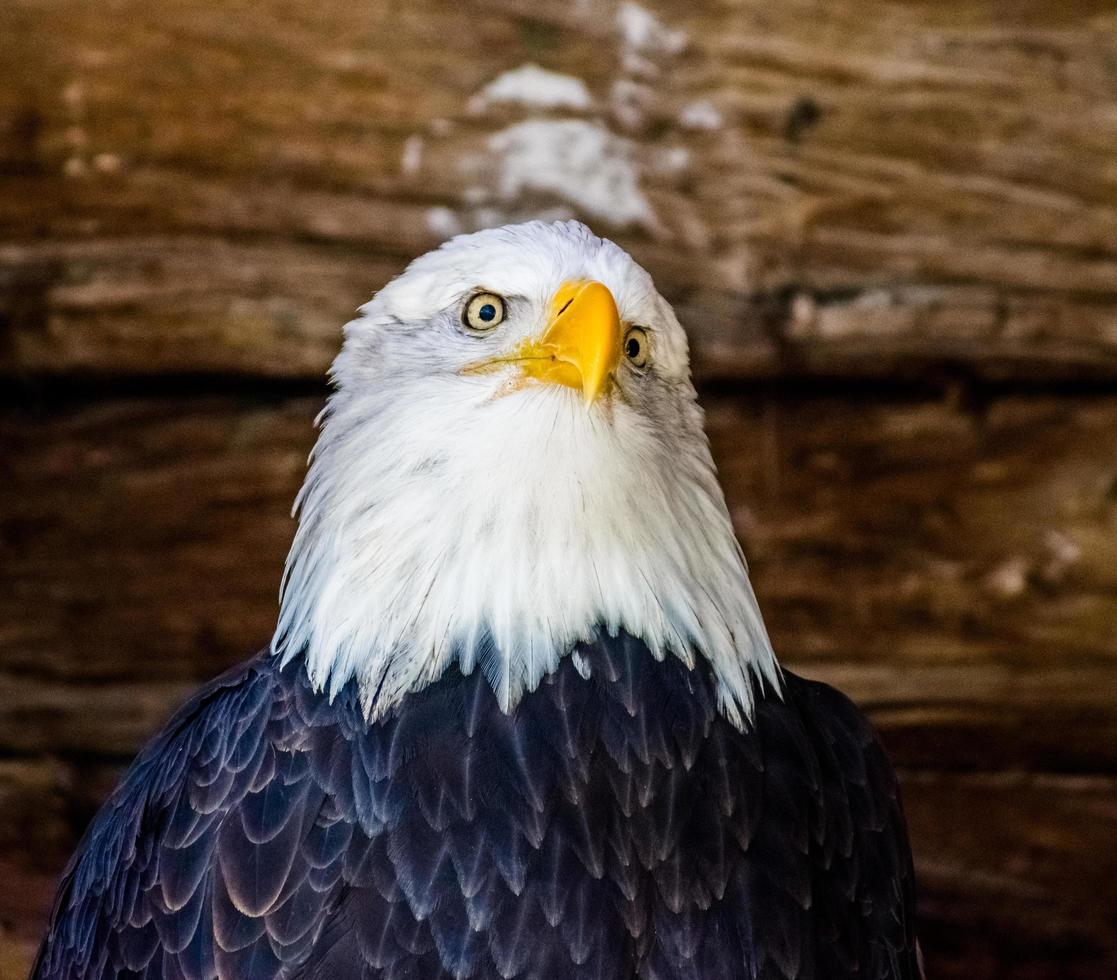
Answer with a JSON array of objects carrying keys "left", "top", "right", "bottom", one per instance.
[
  {"left": 2, "top": 0, "right": 1117, "bottom": 384},
  {"left": 1, "top": 391, "right": 1116, "bottom": 977},
  {"left": 3, "top": 0, "right": 1117, "bottom": 977},
  {"left": 3, "top": 392, "right": 1116, "bottom": 767}
]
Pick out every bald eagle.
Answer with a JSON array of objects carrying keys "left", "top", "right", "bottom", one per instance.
[{"left": 34, "top": 221, "right": 920, "bottom": 979}]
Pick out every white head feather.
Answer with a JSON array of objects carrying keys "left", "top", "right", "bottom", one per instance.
[{"left": 274, "top": 220, "right": 780, "bottom": 728}]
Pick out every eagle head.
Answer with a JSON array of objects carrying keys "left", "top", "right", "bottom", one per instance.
[{"left": 274, "top": 220, "right": 778, "bottom": 727}]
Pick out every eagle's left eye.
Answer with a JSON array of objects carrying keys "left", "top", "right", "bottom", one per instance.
[
  {"left": 623, "top": 326, "right": 650, "bottom": 369},
  {"left": 463, "top": 292, "right": 505, "bottom": 332}
]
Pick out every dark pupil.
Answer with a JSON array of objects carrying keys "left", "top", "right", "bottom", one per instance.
[
  {"left": 626, "top": 336, "right": 641, "bottom": 359},
  {"left": 478, "top": 303, "right": 497, "bottom": 322}
]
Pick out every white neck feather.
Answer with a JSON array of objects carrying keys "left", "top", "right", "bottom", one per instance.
[{"left": 273, "top": 369, "right": 780, "bottom": 729}]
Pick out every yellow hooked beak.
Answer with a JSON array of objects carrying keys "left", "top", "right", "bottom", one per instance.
[{"left": 516, "top": 280, "right": 622, "bottom": 406}]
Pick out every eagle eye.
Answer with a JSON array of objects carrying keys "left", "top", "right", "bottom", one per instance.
[
  {"left": 463, "top": 292, "right": 506, "bottom": 332},
  {"left": 623, "top": 326, "right": 650, "bottom": 369}
]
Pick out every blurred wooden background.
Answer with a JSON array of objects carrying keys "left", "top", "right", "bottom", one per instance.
[{"left": 2, "top": 0, "right": 1117, "bottom": 976}]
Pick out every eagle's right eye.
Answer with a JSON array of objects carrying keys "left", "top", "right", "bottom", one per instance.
[{"left": 463, "top": 293, "right": 505, "bottom": 332}]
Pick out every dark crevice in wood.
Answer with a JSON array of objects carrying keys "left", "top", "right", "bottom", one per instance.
[
  {"left": 0, "top": 372, "right": 331, "bottom": 413},
  {"left": 6, "top": 368, "right": 1117, "bottom": 415}
]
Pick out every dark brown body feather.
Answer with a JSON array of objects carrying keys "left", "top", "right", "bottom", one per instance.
[{"left": 33, "top": 633, "right": 919, "bottom": 979}]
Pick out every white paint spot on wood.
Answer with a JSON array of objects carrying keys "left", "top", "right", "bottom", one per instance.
[
  {"left": 472, "top": 63, "right": 593, "bottom": 113},
  {"left": 485, "top": 119, "right": 655, "bottom": 230},
  {"left": 426, "top": 207, "right": 462, "bottom": 238},
  {"left": 617, "top": 1, "right": 686, "bottom": 78},
  {"left": 679, "top": 99, "right": 723, "bottom": 130},
  {"left": 401, "top": 135, "right": 424, "bottom": 177},
  {"left": 653, "top": 145, "right": 689, "bottom": 176}
]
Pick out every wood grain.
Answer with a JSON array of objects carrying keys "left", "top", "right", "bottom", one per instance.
[
  {"left": 3, "top": 393, "right": 1115, "bottom": 765},
  {"left": 2, "top": 0, "right": 1116, "bottom": 384}
]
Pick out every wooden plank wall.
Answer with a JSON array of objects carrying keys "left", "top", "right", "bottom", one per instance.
[{"left": 2, "top": 1, "right": 1116, "bottom": 976}]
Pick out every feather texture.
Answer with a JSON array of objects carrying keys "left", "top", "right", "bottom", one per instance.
[
  {"left": 34, "top": 635, "right": 919, "bottom": 979},
  {"left": 272, "top": 221, "right": 779, "bottom": 729}
]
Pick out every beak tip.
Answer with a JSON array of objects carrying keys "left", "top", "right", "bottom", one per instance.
[{"left": 581, "top": 379, "right": 607, "bottom": 407}]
